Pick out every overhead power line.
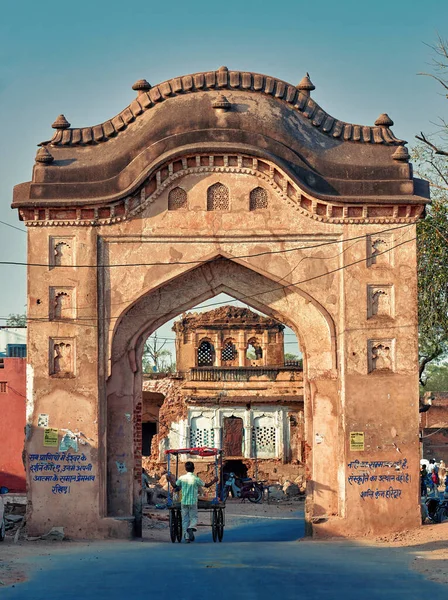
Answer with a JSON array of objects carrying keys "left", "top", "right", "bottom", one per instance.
[
  {"left": 0, "top": 223, "right": 414, "bottom": 269},
  {"left": 0, "top": 220, "right": 27, "bottom": 234},
  {"left": 0, "top": 234, "right": 416, "bottom": 327}
]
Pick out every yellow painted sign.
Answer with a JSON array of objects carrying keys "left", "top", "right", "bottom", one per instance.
[
  {"left": 350, "top": 431, "right": 365, "bottom": 451},
  {"left": 43, "top": 428, "right": 58, "bottom": 447}
]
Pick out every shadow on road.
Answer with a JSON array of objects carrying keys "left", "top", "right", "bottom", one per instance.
[
  {"left": 1, "top": 515, "right": 448, "bottom": 599},
  {"left": 196, "top": 512, "right": 305, "bottom": 543}
]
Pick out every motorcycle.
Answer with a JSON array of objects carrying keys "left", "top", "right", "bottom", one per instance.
[
  {"left": 425, "top": 495, "right": 448, "bottom": 524},
  {"left": 221, "top": 472, "right": 264, "bottom": 503}
]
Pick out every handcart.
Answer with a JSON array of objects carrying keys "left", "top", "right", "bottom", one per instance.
[{"left": 165, "top": 447, "right": 225, "bottom": 543}]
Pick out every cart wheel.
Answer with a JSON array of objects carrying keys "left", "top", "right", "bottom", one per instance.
[
  {"left": 176, "top": 509, "right": 183, "bottom": 542},
  {"left": 217, "top": 508, "right": 224, "bottom": 542},
  {"left": 211, "top": 509, "right": 218, "bottom": 542},
  {"left": 169, "top": 510, "right": 177, "bottom": 543}
]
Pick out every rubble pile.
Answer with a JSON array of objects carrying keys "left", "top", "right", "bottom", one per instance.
[
  {"left": 3, "top": 501, "right": 27, "bottom": 542},
  {"left": 143, "top": 469, "right": 305, "bottom": 506},
  {"left": 142, "top": 514, "right": 169, "bottom": 531},
  {"left": 145, "top": 474, "right": 169, "bottom": 505}
]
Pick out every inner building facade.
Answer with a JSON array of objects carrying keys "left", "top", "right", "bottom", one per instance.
[{"left": 142, "top": 306, "right": 304, "bottom": 483}]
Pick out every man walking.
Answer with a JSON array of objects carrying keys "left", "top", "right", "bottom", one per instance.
[{"left": 167, "top": 462, "right": 217, "bottom": 543}]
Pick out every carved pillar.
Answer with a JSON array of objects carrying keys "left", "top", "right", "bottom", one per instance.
[
  {"left": 262, "top": 330, "right": 269, "bottom": 366},
  {"left": 238, "top": 331, "right": 246, "bottom": 367},
  {"left": 215, "top": 333, "right": 222, "bottom": 366},
  {"left": 276, "top": 409, "right": 285, "bottom": 461},
  {"left": 212, "top": 409, "right": 221, "bottom": 449},
  {"left": 193, "top": 346, "right": 198, "bottom": 367},
  {"left": 278, "top": 409, "right": 286, "bottom": 462},
  {"left": 214, "top": 427, "right": 221, "bottom": 449},
  {"left": 184, "top": 422, "right": 190, "bottom": 448}
]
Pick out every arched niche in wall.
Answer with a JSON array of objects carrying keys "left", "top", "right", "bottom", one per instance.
[
  {"left": 246, "top": 337, "right": 263, "bottom": 365},
  {"left": 189, "top": 414, "right": 214, "bottom": 448},
  {"left": 252, "top": 414, "right": 276, "bottom": 458}
]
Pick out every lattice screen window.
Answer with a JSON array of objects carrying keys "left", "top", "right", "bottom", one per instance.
[
  {"left": 249, "top": 187, "right": 268, "bottom": 210},
  {"left": 221, "top": 340, "right": 237, "bottom": 362},
  {"left": 197, "top": 340, "right": 215, "bottom": 366},
  {"left": 252, "top": 416, "right": 276, "bottom": 457},
  {"left": 0, "top": 382, "right": 7, "bottom": 393},
  {"left": 168, "top": 187, "right": 188, "bottom": 211},
  {"left": 207, "top": 183, "right": 229, "bottom": 211},
  {"left": 190, "top": 416, "right": 215, "bottom": 448}
]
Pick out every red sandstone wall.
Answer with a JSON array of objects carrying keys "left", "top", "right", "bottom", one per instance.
[
  {"left": 420, "top": 393, "right": 448, "bottom": 428},
  {"left": 420, "top": 393, "right": 448, "bottom": 463},
  {"left": 421, "top": 429, "right": 448, "bottom": 463},
  {"left": 265, "top": 342, "right": 284, "bottom": 367},
  {"left": 0, "top": 358, "right": 26, "bottom": 492}
]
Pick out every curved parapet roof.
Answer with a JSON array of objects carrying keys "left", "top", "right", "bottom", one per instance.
[
  {"left": 41, "top": 67, "right": 404, "bottom": 148},
  {"left": 173, "top": 305, "right": 283, "bottom": 332},
  {"left": 13, "top": 66, "right": 430, "bottom": 219}
]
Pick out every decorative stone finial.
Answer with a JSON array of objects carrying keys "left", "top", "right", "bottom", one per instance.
[
  {"left": 297, "top": 73, "right": 315, "bottom": 96},
  {"left": 218, "top": 66, "right": 229, "bottom": 72},
  {"left": 212, "top": 94, "right": 231, "bottom": 112},
  {"left": 51, "top": 114, "right": 71, "bottom": 130},
  {"left": 35, "top": 146, "right": 54, "bottom": 165},
  {"left": 132, "top": 79, "right": 151, "bottom": 94},
  {"left": 374, "top": 113, "right": 394, "bottom": 127},
  {"left": 392, "top": 146, "right": 409, "bottom": 162}
]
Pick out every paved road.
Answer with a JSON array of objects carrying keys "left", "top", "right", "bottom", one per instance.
[{"left": 2, "top": 512, "right": 446, "bottom": 599}]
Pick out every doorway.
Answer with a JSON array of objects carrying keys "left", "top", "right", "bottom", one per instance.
[
  {"left": 142, "top": 422, "right": 157, "bottom": 456},
  {"left": 223, "top": 416, "right": 244, "bottom": 457}
]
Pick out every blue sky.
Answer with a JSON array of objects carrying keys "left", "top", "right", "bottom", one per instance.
[{"left": 0, "top": 0, "right": 446, "bottom": 355}]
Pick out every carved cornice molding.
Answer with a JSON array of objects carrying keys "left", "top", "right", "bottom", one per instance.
[
  {"left": 20, "top": 153, "right": 424, "bottom": 227},
  {"left": 40, "top": 69, "right": 405, "bottom": 148}
]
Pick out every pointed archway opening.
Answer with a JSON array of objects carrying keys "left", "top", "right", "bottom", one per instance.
[
  {"left": 105, "top": 256, "right": 337, "bottom": 538},
  {"left": 138, "top": 290, "right": 303, "bottom": 533}
]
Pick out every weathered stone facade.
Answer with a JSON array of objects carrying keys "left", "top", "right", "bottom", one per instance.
[
  {"left": 142, "top": 306, "right": 304, "bottom": 483},
  {"left": 13, "top": 67, "right": 429, "bottom": 539}
]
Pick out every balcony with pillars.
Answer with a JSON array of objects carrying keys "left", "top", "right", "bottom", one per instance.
[{"left": 187, "top": 364, "right": 302, "bottom": 382}]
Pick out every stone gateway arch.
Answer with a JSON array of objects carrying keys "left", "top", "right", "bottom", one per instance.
[{"left": 13, "top": 67, "right": 429, "bottom": 539}]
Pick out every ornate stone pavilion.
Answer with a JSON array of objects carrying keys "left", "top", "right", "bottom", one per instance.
[
  {"left": 142, "top": 306, "right": 304, "bottom": 481},
  {"left": 13, "top": 67, "right": 429, "bottom": 539}
]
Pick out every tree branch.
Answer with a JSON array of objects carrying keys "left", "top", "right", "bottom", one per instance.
[
  {"left": 419, "top": 349, "right": 444, "bottom": 386},
  {"left": 417, "top": 72, "right": 448, "bottom": 92},
  {"left": 415, "top": 133, "right": 448, "bottom": 156},
  {"left": 429, "top": 159, "right": 448, "bottom": 187},
  {"left": 428, "top": 182, "right": 448, "bottom": 192}
]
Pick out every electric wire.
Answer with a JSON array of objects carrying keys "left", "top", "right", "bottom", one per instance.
[
  {"left": 1, "top": 233, "right": 416, "bottom": 328},
  {"left": 0, "top": 223, "right": 414, "bottom": 269},
  {"left": 421, "top": 426, "right": 448, "bottom": 439},
  {"left": 0, "top": 220, "right": 27, "bottom": 234},
  {"left": 0, "top": 230, "right": 372, "bottom": 320}
]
